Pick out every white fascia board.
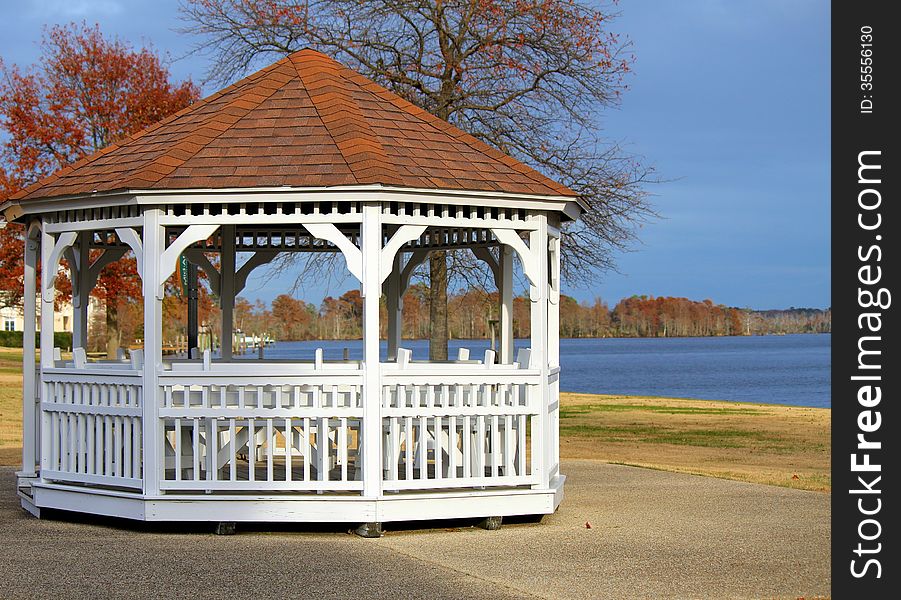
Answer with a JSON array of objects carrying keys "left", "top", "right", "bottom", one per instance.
[
  {"left": 2, "top": 192, "right": 138, "bottom": 222},
  {"left": 3, "top": 184, "right": 581, "bottom": 221}
]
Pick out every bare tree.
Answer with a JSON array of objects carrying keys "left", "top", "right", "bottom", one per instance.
[{"left": 180, "top": 0, "right": 656, "bottom": 358}]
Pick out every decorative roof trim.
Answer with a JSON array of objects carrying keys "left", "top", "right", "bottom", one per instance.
[{"left": 2, "top": 184, "right": 585, "bottom": 223}]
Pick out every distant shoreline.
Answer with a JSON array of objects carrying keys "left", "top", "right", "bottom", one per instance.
[{"left": 258, "top": 331, "right": 833, "bottom": 343}]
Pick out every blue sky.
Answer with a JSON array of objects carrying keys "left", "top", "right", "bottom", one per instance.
[{"left": 1, "top": 0, "right": 830, "bottom": 310}]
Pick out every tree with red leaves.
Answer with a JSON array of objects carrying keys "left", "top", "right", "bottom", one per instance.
[
  {"left": 181, "top": 0, "right": 655, "bottom": 360},
  {"left": 1, "top": 23, "right": 199, "bottom": 354}
]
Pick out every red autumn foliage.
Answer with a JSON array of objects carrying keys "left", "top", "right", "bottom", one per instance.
[{"left": 0, "top": 23, "right": 199, "bottom": 349}]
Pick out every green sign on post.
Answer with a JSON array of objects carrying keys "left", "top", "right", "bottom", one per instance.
[{"left": 179, "top": 254, "right": 189, "bottom": 295}]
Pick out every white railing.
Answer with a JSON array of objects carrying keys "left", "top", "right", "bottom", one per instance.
[
  {"left": 158, "top": 366, "right": 364, "bottom": 492},
  {"left": 38, "top": 350, "right": 555, "bottom": 497},
  {"left": 380, "top": 359, "right": 540, "bottom": 491},
  {"left": 40, "top": 368, "right": 144, "bottom": 489}
]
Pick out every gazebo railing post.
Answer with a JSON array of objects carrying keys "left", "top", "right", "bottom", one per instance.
[
  {"left": 529, "top": 213, "right": 550, "bottom": 490},
  {"left": 361, "top": 202, "right": 382, "bottom": 499},
  {"left": 142, "top": 208, "right": 163, "bottom": 496},
  {"left": 20, "top": 221, "right": 40, "bottom": 478},
  {"left": 220, "top": 224, "right": 236, "bottom": 360},
  {"left": 39, "top": 222, "right": 55, "bottom": 477},
  {"left": 547, "top": 219, "right": 562, "bottom": 481}
]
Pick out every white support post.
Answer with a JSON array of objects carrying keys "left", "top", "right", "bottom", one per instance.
[
  {"left": 548, "top": 229, "right": 561, "bottom": 481},
  {"left": 20, "top": 223, "right": 40, "bottom": 478},
  {"left": 547, "top": 231, "right": 561, "bottom": 369},
  {"left": 499, "top": 246, "right": 514, "bottom": 365},
  {"left": 142, "top": 208, "right": 163, "bottom": 496},
  {"left": 72, "top": 231, "right": 90, "bottom": 349},
  {"left": 528, "top": 213, "right": 549, "bottom": 490},
  {"left": 386, "top": 252, "right": 402, "bottom": 361},
  {"left": 361, "top": 203, "right": 382, "bottom": 498},
  {"left": 39, "top": 224, "right": 55, "bottom": 477},
  {"left": 40, "top": 227, "right": 56, "bottom": 368},
  {"left": 220, "top": 224, "right": 236, "bottom": 360}
]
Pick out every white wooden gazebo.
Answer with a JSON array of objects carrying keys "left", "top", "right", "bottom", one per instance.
[{"left": 3, "top": 50, "right": 581, "bottom": 533}]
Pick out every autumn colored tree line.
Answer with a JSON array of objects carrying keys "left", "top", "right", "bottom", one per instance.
[
  {"left": 10, "top": 274, "right": 830, "bottom": 351},
  {"left": 220, "top": 290, "right": 830, "bottom": 343}
]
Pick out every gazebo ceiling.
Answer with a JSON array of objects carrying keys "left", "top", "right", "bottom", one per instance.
[{"left": 9, "top": 49, "right": 577, "bottom": 205}]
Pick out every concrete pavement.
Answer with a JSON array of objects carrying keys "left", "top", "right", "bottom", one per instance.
[{"left": 0, "top": 461, "right": 830, "bottom": 599}]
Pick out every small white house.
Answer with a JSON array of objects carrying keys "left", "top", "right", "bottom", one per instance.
[
  {"left": 1, "top": 49, "right": 581, "bottom": 533},
  {"left": 2, "top": 297, "right": 92, "bottom": 336}
]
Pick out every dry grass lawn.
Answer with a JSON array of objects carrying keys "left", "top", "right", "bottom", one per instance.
[
  {"left": 559, "top": 392, "right": 831, "bottom": 491},
  {"left": 0, "top": 347, "right": 830, "bottom": 491},
  {"left": 0, "top": 347, "right": 27, "bottom": 467}
]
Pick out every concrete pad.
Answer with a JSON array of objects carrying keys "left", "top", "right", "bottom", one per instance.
[
  {"left": 376, "top": 461, "right": 831, "bottom": 599},
  {"left": 0, "top": 461, "right": 830, "bottom": 599}
]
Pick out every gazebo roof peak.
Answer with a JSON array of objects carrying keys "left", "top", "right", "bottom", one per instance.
[{"left": 10, "top": 48, "right": 577, "bottom": 204}]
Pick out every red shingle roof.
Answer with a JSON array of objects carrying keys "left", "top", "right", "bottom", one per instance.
[{"left": 12, "top": 49, "right": 576, "bottom": 202}]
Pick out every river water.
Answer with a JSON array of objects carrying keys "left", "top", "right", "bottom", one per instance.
[{"left": 241, "top": 333, "right": 831, "bottom": 408}]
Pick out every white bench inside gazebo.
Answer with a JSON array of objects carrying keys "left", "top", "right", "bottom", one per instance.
[{"left": 4, "top": 49, "right": 581, "bottom": 533}]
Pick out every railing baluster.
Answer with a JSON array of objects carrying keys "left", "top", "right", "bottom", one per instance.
[
  {"left": 448, "top": 415, "right": 457, "bottom": 478},
  {"left": 114, "top": 415, "right": 123, "bottom": 478},
  {"left": 209, "top": 418, "right": 218, "bottom": 482},
  {"left": 418, "top": 416, "right": 428, "bottom": 479},
  {"left": 68, "top": 411, "right": 77, "bottom": 472},
  {"left": 95, "top": 412, "right": 103, "bottom": 474},
  {"left": 133, "top": 407, "right": 142, "bottom": 479},
  {"left": 434, "top": 416, "right": 443, "bottom": 480},
  {"left": 319, "top": 417, "right": 329, "bottom": 481},
  {"left": 476, "top": 415, "right": 486, "bottom": 478},
  {"left": 504, "top": 415, "right": 514, "bottom": 476},
  {"left": 51, "top": 412, "right": 60, "bottom": 471},
  {"left": 77, "top": 412, "right": 86, "bottom": 474},
  {"left": 174, "top": 418, "right": 182, "bottom": 481},
  {"left": 266, "top": 419, "right": 274, "bottom": 482},
  {"left": 284, "top": 417, "right": 292, "bottom": 482},
  {"left": 340, "top": 417, "right": 348, "bottom": 482},
  {"left": 388, "top": 416, "right": 398, "bottom": 481},
  {"left": 462, "top": 415, "right": 471, "bottom": 479},
  {"left": 192, "top": 418, "right": 201, "bottom": 481},
  {"left": 404, "top": 416, "right": 414, "bottom": 480},
  {"left": 491, "top": 415, "right": 500, "bottom": 478},
  {"left": 123, "top": 416, "right": 132, "bottom": 478},
  {"left": 230, "top": 419, "right": 238, "bottom": 482},
  {"left": 518, "top": 414, "right": 527, "bottom": 476},
  {"left": 86, "top": 413, "right": 95, "bottom": 475},
  {"left": 247, "top": 418, "right": 256, "bottom": 482},
  {"left": 302, "top": 417, "right": 310, "bottom": 481}
]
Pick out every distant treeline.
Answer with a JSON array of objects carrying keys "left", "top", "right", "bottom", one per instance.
[
  {"left": 221, "top": 286, "right": 831, "bottom": 342},
  {"left": 560, "top": 296, "right": 831, "bottom": 338}
]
